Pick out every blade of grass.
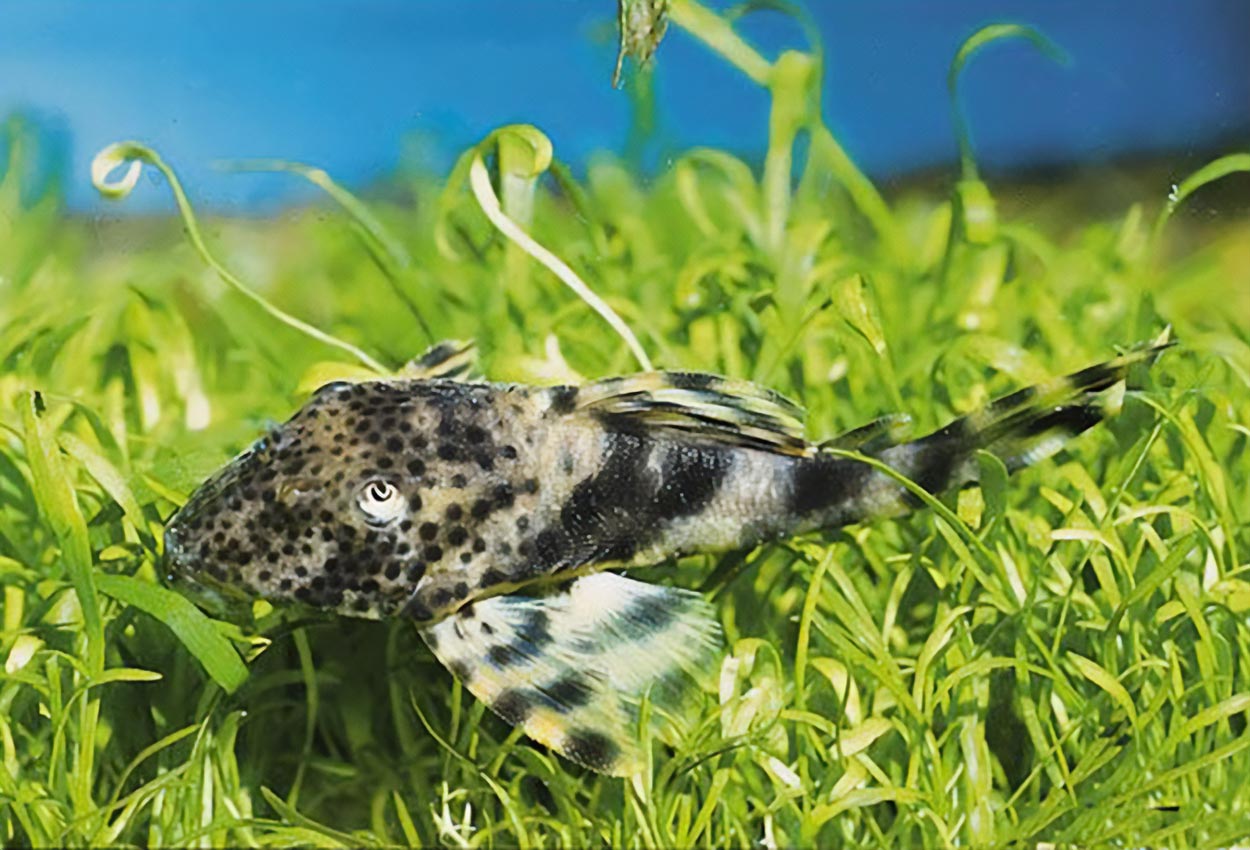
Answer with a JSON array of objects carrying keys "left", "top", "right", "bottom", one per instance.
[{"left": 95, "top": 574, "right": 248, "bottom": 694}]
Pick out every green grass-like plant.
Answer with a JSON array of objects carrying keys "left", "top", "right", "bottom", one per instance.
[{"left": 2, "top": 2, "right": 1249, "bottom": 846}]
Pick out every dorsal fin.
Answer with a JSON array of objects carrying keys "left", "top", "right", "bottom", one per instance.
[
  {"left": 420, "top": 573, "right": 720, "bottom": 775},
  {"left": 399, "top": 339, "right": 478, "bottom": 381},
  {"left": 570, "top": 371, "right": 811, "bottom": 456}
]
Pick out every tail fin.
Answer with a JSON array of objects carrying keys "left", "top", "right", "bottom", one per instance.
[
  {"left": 878, "top": 338, "right": 1170, "bottom": 499},
  {"left": 791, "top": 338, "right": 1170, "bottom": 530}
]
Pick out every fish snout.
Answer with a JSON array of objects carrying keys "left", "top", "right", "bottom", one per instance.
[{"left": 162, "top": 514, "right": 193, "bottom": 584}]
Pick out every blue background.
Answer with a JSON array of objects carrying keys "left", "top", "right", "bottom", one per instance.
[{"left": 1, "top": 1, "right": 1247, "bottom": 212}]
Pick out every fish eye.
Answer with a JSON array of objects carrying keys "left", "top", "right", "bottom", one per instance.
[{"left": 356, "top": 478, "right": 405, "bottom": 524}]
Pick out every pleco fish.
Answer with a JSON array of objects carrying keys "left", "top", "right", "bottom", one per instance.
[{"left": 164, "top": 339, "right": 1168, "bottom": 774}]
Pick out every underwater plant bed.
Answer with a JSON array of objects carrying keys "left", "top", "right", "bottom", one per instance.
[{"left": 2, "top": 4, "right": 1250, "bottom": 847}]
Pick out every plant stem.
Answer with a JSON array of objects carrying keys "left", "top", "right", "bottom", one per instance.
[
  {"left": 92, "top": 142, "right": 389, "bottom": 374},
  {"left": 668, "top": 0, "right": 771, "bottom": 85},
  {"left": 468, "top": 155, "right": 652, "bottom": 370}
]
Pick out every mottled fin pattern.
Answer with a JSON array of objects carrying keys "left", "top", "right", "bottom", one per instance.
[
  {"left": 574, "top": 371, "right": 810, "bottom": 456},
  {"left": 401, "top": 339, "right": 478, "bottom": 381},
  {"left": 793, "top": 339, "right": 1171, "bottom": 529},
  {"left": 946, "top": 341, "right": 1170, "bottom": 473},
  {"left": 420, "top": 573, "right": 720, "bottom": 775}
]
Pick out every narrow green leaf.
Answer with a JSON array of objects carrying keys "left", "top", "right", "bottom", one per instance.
[
  {"left": 1067, "top": 652, "right": 1138, "bottom": 728},
  {"left": 21, "top": 392, "right": 102, "bottom": 672},
  {"left": 95, "top": 573, "right": 248, "bottom": 694},
  {"left": 947, "top": 24, "right": 1068, "bottom": 179},
  {"left": 1154, "top": 153, "right": 1250, "bottom": 241},
  {"left": 58, "top": 432, "right": 145, "bottom": 533}
]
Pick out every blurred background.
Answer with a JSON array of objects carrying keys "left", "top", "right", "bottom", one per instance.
[{"left": 1, "top": 0, "right": 1247, "bottom": 213}]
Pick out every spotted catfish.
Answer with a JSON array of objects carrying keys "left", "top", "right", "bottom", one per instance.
[{"left": 164, "top": 338, "right": 1168, "bottom": 774}]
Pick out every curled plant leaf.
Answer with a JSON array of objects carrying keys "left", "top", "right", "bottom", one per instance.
[
  {"left": 221, "top": 158, "right": 433, "bottom": 340},
  {"left": 1152, "top": 153, "right": 1250, "bottom": 248},
  {"left": 463, "top": 132, "right": 653, "bottom": 370},
  {"left": 90, "top": 141, "right": 388, "bottom": 374},
  {"left": 947, "top": 24, "right": 1068, "bottom": 181}
]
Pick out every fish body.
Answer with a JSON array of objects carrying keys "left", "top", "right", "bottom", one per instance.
[{"left": 164, "top": 341, "right": 1167, "bottom": 773}]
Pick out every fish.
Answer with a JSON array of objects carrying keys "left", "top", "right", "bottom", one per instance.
[{"left": 163, "top": 337, "right": 1169, "bottom": 775}]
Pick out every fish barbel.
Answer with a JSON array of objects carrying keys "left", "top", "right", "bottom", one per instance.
[{"left": 164, "top": 339, "right": 1168, "bottom": 774}]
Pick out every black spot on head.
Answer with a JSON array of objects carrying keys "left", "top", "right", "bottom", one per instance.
[
  {"left": 492, "top": 482, "right": 514, "bottom": 507},
  {"left": 385, "top": 436, "right": 403, "bottom": 453},
  {"left": 445, "top": 503, "right": 463, "bottom": 521},
  {"left": 533, "top": 529, "right": 561, "bottom": 564},
  {"left": 480, "top": 568, "right": 505, "bottom": 588},
  {"left": 563, "top": 729, "right": 619, "bottom": 771},
  {"left": 406, "top": 458, "right": 426, "bottom": 476},
  {"left": 419, "top": 522, "right": 439, "bottom": 540}
]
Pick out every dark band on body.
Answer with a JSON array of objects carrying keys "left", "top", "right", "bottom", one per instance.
[{"left": 524, "top": 425, "right": 733, "bottom": 576}]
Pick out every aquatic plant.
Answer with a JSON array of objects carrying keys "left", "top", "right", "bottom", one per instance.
[{"left": 1, "top": 2, "right": 1249, "bottom": 845}]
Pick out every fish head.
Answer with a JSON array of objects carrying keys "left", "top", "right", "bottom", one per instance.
[{"left": 163, "top": 380, "right": 438, "bottom": 618}]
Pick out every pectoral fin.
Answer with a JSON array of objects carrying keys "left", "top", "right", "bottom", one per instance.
[{"left": 420, "top": 573, "right": 721, "bottom": 775}]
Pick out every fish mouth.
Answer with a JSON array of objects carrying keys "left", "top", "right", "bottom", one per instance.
[
  {"left": 162, "top": 460, "right": 262, "bottom": 624},
  {"left": 161, "top": 524, "right": 249, "bottom": 620}
]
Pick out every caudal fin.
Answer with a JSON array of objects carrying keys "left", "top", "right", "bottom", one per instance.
[
  {"left": 877, "top": 337, "right": 1170, "bottom": 499},
  {"left": 792, "top": 337, "right": 1171, "bottom": 530}
]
